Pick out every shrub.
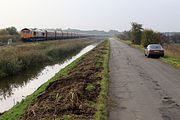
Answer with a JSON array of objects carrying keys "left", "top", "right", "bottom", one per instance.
[
  {"left": 0, "top": 27, "right": 20, "bottom": 43},
  {"left": 131, "top": 22, "right": 143, "bottom": 45},
  {"left": 141, "top": 29, "right": 161, "bottom": 47}
]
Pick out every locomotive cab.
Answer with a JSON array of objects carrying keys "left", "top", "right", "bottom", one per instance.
[
  {"left": 21, "top": 28, "right": 46, "bottom": 42},
  {"left": 21, "top": 28, "right": 34, "bottom": 42}
]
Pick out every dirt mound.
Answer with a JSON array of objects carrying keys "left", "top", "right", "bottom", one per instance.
[{"left": 20, "top": 43, "right": 106, "bottom": 120}]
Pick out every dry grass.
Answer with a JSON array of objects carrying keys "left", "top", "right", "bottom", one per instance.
[
  {"left": 161, "top": 44, "right": 180, "bottom": 68},
  {"left": 163, "top": 44, "right": 180, "bottom": 58}
]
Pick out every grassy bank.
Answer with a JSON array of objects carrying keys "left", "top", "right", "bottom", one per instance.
[
  {"left": 0, "top": 40, "right": 109, "bottom": 120},
  {"left": 121, "top": 40, "right": 144, "bottom": 51},
  {"left": 0, "top": 39, "right": 93, "bottom": 79},
  {"left": 120, "top": 39, "right": 180, "bottom": 68},
  {"left": 94, "top": 40, "right": 109, "bottom": 120},
  {"left": 161, "top": 44, "right": 180, "bottom": 68}
]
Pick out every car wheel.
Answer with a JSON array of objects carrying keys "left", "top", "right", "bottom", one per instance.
[
  {"left": 147, "top": 52, "right": 150, "bottom": 58},
  {"left": 147, "top": 54, "right": 151, "bottom": 58}
]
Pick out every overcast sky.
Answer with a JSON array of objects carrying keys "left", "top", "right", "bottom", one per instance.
[{"left": 0, "top": 0, "right": 180, "bottom": 32}]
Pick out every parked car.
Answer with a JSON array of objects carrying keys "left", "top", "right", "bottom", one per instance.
[{"left": 145, "top": 44, "right": 164, "bottom": 57}]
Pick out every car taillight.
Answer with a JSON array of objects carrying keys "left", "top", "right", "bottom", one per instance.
[{"left": 149, "top": 50, "right": 164, "bottom": 52}]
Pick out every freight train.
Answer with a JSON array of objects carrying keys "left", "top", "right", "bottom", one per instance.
[{"left": 21, "top": 28, "right": 88, "bottom": 42}]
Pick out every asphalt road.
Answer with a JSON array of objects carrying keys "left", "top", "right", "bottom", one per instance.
[{"left": 108, "top": 38, "right": 180, "bottom": 120}]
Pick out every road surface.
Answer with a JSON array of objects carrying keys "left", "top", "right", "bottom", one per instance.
[{"left": 108, "top": 38, "right": 180, "bottom": 120}]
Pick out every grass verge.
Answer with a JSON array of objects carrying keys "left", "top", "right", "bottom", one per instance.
[
  {"left": 121, "top": 40, "right": 144, "bottom": 51},
  {"left": 120, "top": 39, "right": 180, "bottom": 68},
  {"left": 161, "top": 56, "right": 180, "bottom": 68},
  {"left": 94, "top": 40, "right": 110, "bottom": 120}
]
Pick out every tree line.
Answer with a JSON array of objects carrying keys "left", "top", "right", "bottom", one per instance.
[
  {"left": 0, "top": 27, "right": 20, "bottom": 43},
  {"left": 0, "top": 27, "right": 19, "bottom": 35},
  {"left": 117, "top": 22, "right": 179, "bottom": 47},
  {"left": 165, "top": 32, "right": 180, "bottom": 43}
]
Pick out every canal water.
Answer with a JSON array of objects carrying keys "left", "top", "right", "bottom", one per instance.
[{"left": 0, "top": 44, "right": 96, "bottom": 113}]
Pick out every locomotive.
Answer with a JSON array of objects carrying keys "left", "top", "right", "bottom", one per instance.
[{"left": 21, "top": 28, "right": 87, "bottom": 42}]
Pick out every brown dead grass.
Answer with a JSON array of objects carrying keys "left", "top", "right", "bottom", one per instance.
[{"left": 163, "top": 44, "right": 180, "bottom": 58}]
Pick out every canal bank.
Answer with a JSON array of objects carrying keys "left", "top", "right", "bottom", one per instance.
[
  {"left": 0, "top": 43, "right": 97, "bottom": 113},
  {"left": 0, "top": 40, "right": 109, "bottom": 120}
]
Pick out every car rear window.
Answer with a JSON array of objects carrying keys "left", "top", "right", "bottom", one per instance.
[{"left": 150, "top": 45, "right": 162, "bottom": 49}]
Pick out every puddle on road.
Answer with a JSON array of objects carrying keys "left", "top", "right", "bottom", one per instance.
[{"left": 0, "top": 44, "right": 96, "bottom": 113}]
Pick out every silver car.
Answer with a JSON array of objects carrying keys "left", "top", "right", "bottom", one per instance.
[{"left": 145, "top": 44, "right": 164, "bottom": 57}]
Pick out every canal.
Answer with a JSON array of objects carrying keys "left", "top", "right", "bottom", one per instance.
[{"left": 0, "top": 44, "right": 96, "bottom": 113}]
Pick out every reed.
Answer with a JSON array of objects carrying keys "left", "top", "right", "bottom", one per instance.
[{"left": 0, "top": 39, "right": 92, "bottom": 79}]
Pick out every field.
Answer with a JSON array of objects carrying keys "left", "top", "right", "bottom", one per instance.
[
  {"left": 0, "top": 39, "right": 94, "bottom": 79},
  {"left": 0, "top": 40, "right": 109, "bottom": 120},
  {"left": 163, "top": 44, "right": 180, "bottom": 57}
]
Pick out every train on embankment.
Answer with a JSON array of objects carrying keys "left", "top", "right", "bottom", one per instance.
[{"left": 21, "top": 28, "right": 90, "bottom": 42}]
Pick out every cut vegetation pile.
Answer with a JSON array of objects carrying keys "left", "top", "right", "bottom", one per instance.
[
  {"left": 0, "top": 39, "right": 92, "bottom": 79},
  {"left": 18, "top": 40, "right": 109, "bottom": 120}
]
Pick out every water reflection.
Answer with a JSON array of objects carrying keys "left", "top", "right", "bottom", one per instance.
[
  {"left": 0, "top": 67, "right": 42, "bottom": 100},
  {"left": 0, "top": 44, "right": 96, "bottom": 113}
]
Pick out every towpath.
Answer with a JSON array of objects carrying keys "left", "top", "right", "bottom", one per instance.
[{"left": 109, "top": 38, "right": 180, "bottom": 120}]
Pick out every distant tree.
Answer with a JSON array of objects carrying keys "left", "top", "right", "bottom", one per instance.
[
  {"left": 0, "top": 27, "right": 20, "bottom": 42},
  {"left": 172, "top": 33, "right": 180, "bottom": 43},
  {"left": 141, "top": 29, "right": 161, "bottom": 47},
  {"left": 5, "top": 26, "right": 18, "bottom": 35},
  {"left": 108, "top": 30, "right": 120, "bottom": 36},
  {"left": 131, "top": 22, "right": 143, "bottom": 45},
  {"left": 160, "top": 34, "right": 170, "bottom": 45},
  {"left": 117, "top": 31, "right": 131, "bottom": 40},
  {"left": 0, "top": 29, "right": 8, "bottom": 35}
]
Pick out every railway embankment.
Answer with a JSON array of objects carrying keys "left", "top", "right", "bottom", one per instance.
[
  {"left": 0, "top": 40, "right": 109, "bottom": 120},
  {"left": 0, "top": 39, "right": 93, "bottom": 79}
]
